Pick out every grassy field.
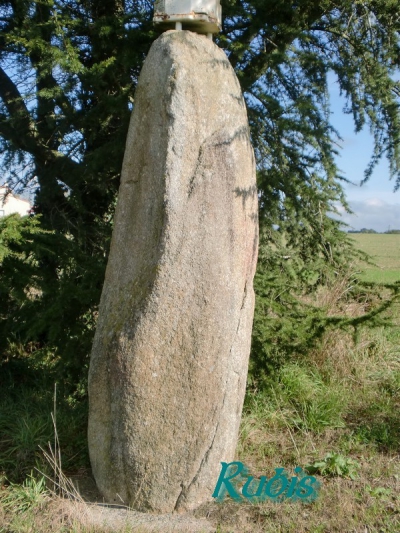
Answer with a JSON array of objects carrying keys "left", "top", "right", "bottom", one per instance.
[
  {"left": 350, "top": 234, "right": 400, "bottom": 283},
  {"left": 1, "top": 237, "right": 400, "bottom": 532}
]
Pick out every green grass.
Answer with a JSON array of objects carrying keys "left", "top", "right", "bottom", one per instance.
[
  {"left": 217, "top": 320, "right": 400, "bottom": 532},
  {"left": 0, "top": 473, "right": 49, "bottom": 514},
  {"left": 0, "top": 378, "right": 89, "bottom": 485},
  {"left": 1, "top": 236, "right": 400, "bottom": 532},
  {"left": 219, "top": 253, "right": 400, "bottom": 532},
  {"left": 350, "top": 234, "right": 400, "bottom": 283},
  {"left": 2, "top": 321, "right": 400, "bottom": 532}
]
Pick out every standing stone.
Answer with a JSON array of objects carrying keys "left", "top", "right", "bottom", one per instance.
[{"left": 88, "top": 30, "right": 258, "bottom": 513}]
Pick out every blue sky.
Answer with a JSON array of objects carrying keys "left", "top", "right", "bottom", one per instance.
[{"left": 328, "top": 74, "right": 400, "bottom": 232}]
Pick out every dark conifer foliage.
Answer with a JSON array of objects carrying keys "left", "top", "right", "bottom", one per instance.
[{"left": 0, "top": 0, "right": 399, "bottom": 386}]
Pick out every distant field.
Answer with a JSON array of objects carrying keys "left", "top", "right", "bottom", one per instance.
[{"left": 350, "top": 233, "right": 400, "bottom": 283}]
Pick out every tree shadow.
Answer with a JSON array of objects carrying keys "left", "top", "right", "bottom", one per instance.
[{"left": 346, "top": 402, "right": 400, "bottom": 452}]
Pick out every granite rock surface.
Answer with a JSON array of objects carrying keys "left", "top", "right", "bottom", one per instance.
[{"left": 88, "top": 29, "right": 258, "bottom": 513}]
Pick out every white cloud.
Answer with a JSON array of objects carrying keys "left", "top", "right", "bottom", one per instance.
[
  {"left": 331, "top": 200, "right": 400, "bottom": 232},
  {"left": 365, "top": 198, "right": 385, "bottom": 207}
]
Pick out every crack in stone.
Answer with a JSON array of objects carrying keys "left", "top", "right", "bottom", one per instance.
[
  {"left": 187, "top": 127, "right": 249, "bottom": 198},
  {"left": 173, "top": 388, "right": 228, "bottom": 512},
  {"left": 234, "top": 281, "right": 248, "bottom": 338},
  {"left": 174, "top": 282, "right": 248, "bottom": 511}
]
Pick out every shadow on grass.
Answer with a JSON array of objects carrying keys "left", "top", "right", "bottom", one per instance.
[
  {"left": 347, "top": 403, "right": 400, "bottom": 452},
  {"left": 0, "top": 360, "right": 89, "bottom": 484}
]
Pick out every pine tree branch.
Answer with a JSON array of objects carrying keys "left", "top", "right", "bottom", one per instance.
[
  {"left": 311, "top": 24, "right": 360, "bottom": 51},
  {"left": 0, "top": 67, "right": 79, "bottom": 184},
  {"left": 0, "top": 66, "right": 38, "bottom": 152},
  {"left": 227, "top": 4, "right": 332, "bottom": 92},
  {"left": 0, "top": 113, "right": 29, "bottom": 149}
]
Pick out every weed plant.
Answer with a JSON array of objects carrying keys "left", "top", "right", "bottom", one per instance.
[
  {"left": 305, "top": 452, "right": 360, "bottom": 479},
  {"left": 0, "top": 473, "right": 49, "bottom": 513}
]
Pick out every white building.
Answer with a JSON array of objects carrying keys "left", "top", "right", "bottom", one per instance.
[{"left": 0, "top": 186, "right": 31, "bottom": 217}]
